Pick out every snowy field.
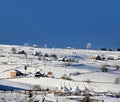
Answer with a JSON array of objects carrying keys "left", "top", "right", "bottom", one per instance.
[{"left": 0, "top": 44, "right": 120, "bottom": 102}]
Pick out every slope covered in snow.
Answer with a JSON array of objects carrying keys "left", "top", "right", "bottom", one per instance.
[{"left": 0, "top": 44, "right": 120, "bottom": 101}]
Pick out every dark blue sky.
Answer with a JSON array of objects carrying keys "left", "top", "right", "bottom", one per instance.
[{"left": 0, "top": 0, "right": 120, "bottom": 50}]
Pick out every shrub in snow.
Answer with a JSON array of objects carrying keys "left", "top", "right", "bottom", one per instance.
[
  {"left": 115, "top": 77, "right": 120, "bottom": 84},
  {"left": 38, "top": 55, "right": 47, "bottom": 61},
  {"left": 96, "top": 55, "right": 102, "bottom": 60},
  {"left": 101, "top": 67, "right": 108, "bottom": 72},
  {"left": 85, "top": 79, "right": 91, "bottom": 84},
  {"left": 113, "top": 65, "right": 119, "bottom": 70},
  {"left": 69, "top": 72, "right": 81, "bottom": 76},
  {"left": 38, "top": 56, "right": 42, "bottom": 60},
  {"left": 107, "top": 56, "right": 114, "bottom": 60},
  {"left": 43, "top": 53, "right": 49, "bottom": 57},
  {"left": 100, "top": 48, "right": 107, "bottom": 51},
  {"left": 11, "top": 47, "right": 17, "bottom": 54},
  {"left": 102, "top": 64, "right": 110, "bottom": 67},
  {"left": 28, "top": 91, "right": 33, "bottom": 98},
  {"left": 34, "top": 51, "right": 42, "bottom": 56},
  {"left": 32, "top": 85, "right": 41, "bottom": 90},
  {"left": 17, "top": 50, "right": 26, "bottom": 54},
  {"left": 117, "top": 48, "right": 120, "bottom": 51},
  {"left": 82, "top": 96, "right": 90, "bottom": 102},
  {"left": 50, "top": 54, "right": 58, "bottom": 60},
  {"left": 108, "top": 49, "right": 112, "bottom": 51},
  {"left": 35, "top": 71, "right": 45, "bottom": 78}
]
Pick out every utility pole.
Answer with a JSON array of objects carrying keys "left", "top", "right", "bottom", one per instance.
[{"left": 24, "top": 65, "right": 27, "bottom": 76}]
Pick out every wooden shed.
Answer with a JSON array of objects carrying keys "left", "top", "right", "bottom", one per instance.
[
  {"left": 10, "top": 71, "right": 16, "bottom": 78},
  {"left": 48, "top": 72, "right": 53, "bottom": 75}
]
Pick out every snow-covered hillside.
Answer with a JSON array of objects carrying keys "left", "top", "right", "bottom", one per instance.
[{"left": 0, "top": 44, "right": 120, "bottom": 102}]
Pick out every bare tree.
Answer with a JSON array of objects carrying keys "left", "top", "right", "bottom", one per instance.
[{"left": 87, "top": 42, "right": 92, "bottom": 49}]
